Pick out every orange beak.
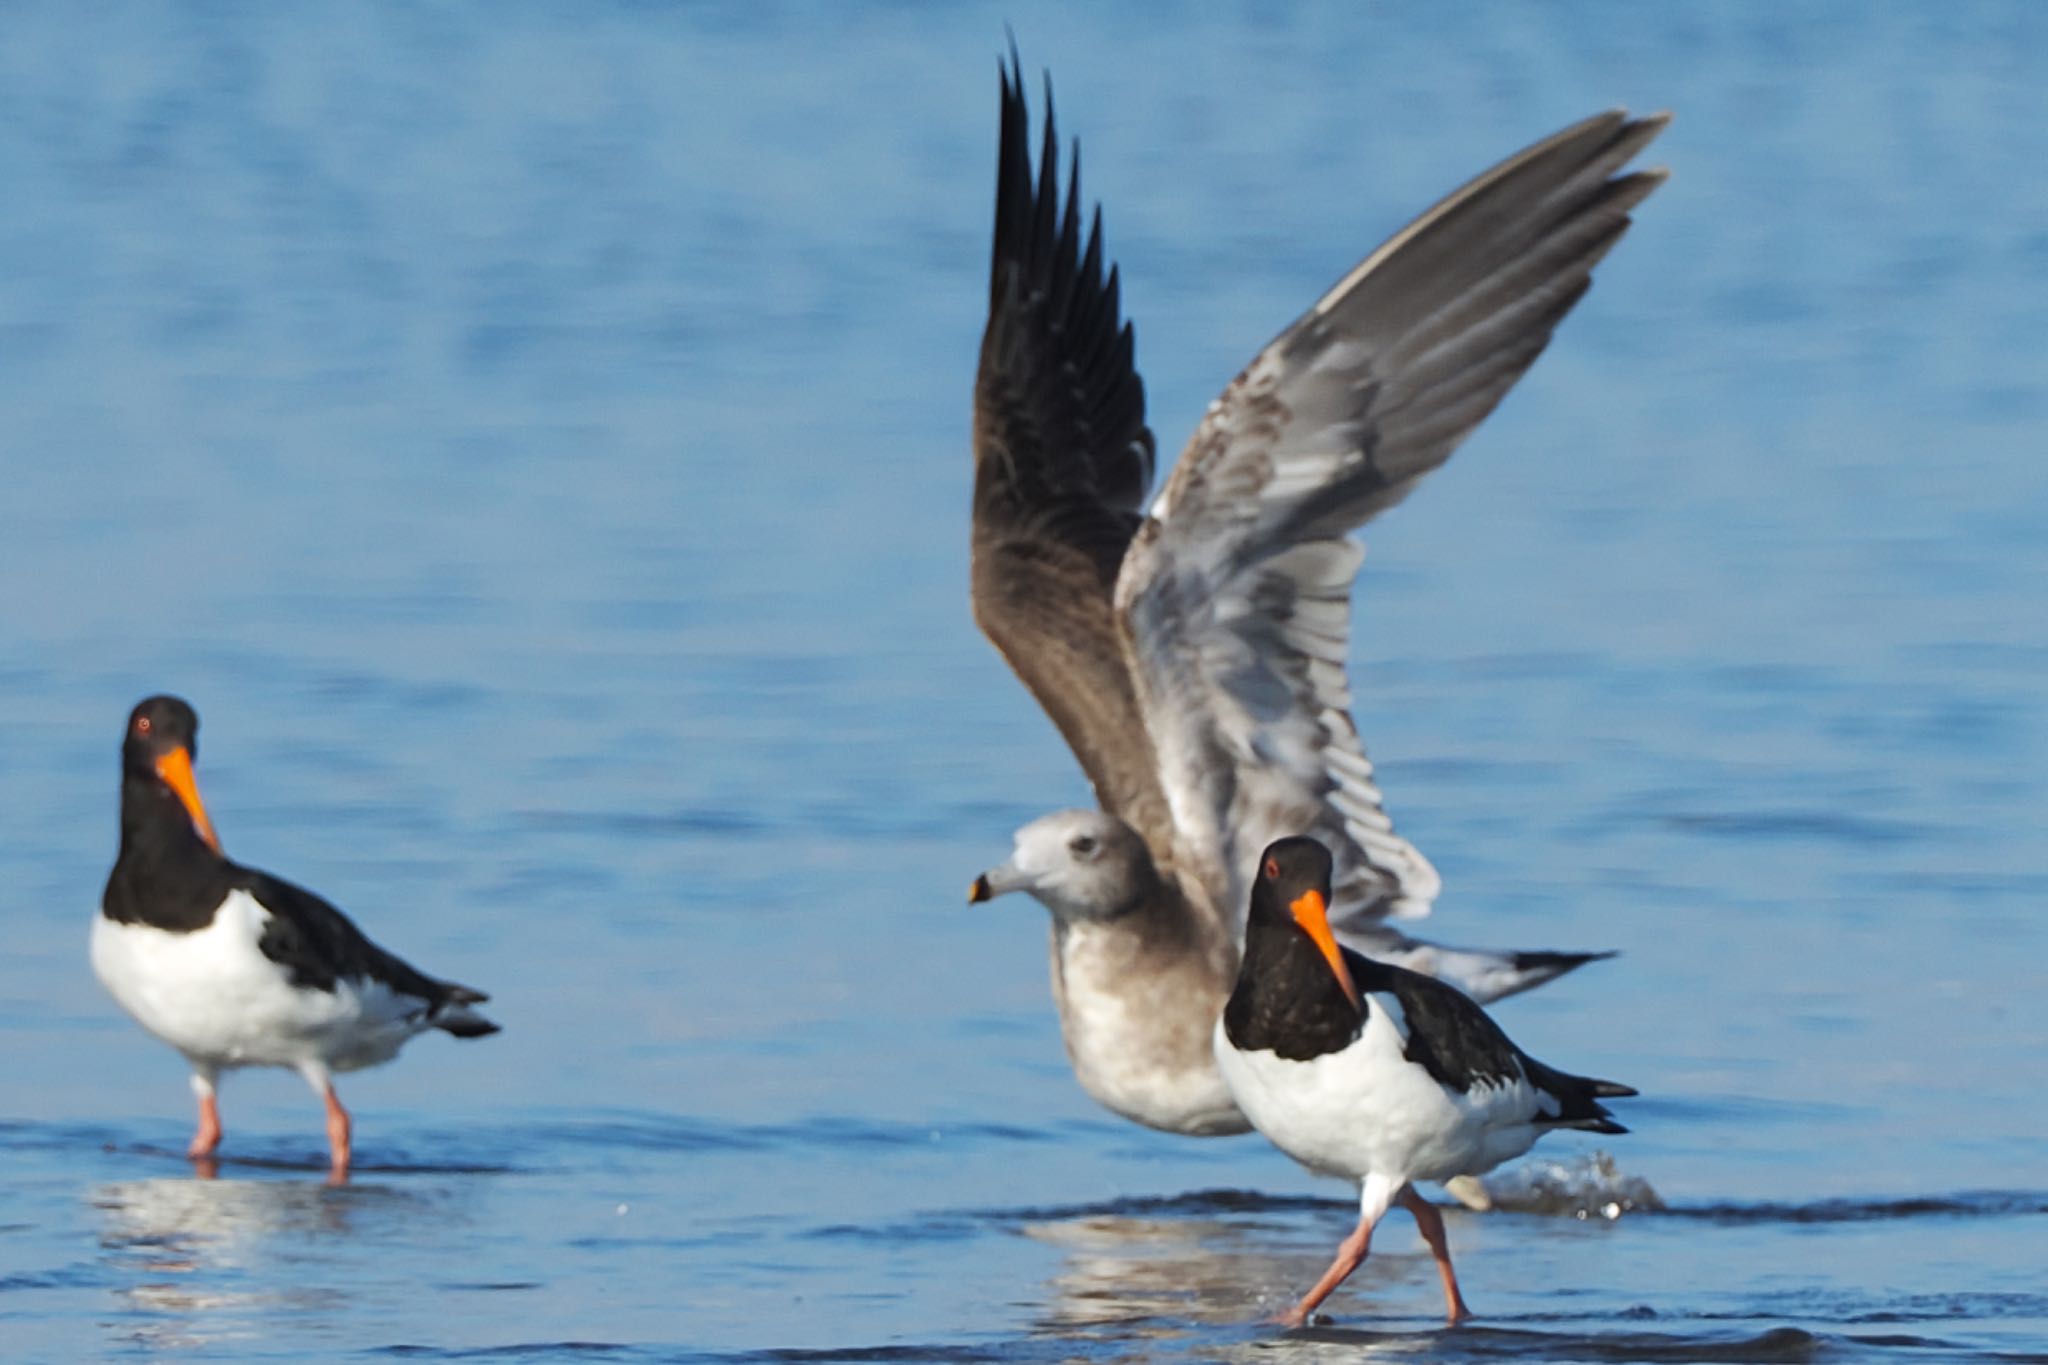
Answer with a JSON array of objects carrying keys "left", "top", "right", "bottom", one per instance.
[
  {"left": 1289, "top": 887, "right": 1360, "bottom": 1012},
  {"left": 154, "top": 746, "right": 222, "bottom": 854}
]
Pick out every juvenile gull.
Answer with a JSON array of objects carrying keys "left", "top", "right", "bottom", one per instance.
[
  {"left": 968, "top": 56, "right": 1666, "bottom": 1137},
  {"left": 93, "top": 696, "right": 499, "bottom": 1181}
]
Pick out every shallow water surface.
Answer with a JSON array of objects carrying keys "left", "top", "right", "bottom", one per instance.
[{"left": 2, "top": 3, "right": 2045, "bottom": 1361}]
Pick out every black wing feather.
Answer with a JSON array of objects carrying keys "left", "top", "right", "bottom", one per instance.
[
  {"left": 1366, "top": 951, "right": 1633, "bottom": 1129},
  {"left": 239, "top": 865, "right": 486, "bottom": 1010},
  {"left": 971, "top": 52, "right": 1173, "bottom": 842}
]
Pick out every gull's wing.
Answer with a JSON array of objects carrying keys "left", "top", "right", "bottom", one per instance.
[
  {"left": 1115, "top": 110, "right": 1670, "bottom": 926},
  {"left": 972, "top": 55, "right": 1171, "bottom": 846}
]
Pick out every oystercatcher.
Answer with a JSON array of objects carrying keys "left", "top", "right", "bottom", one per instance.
[
  {"left": 967, "top": 51, "right": 1665, "bottom": 1136},
  {"left": 1216, "top": 836, "right": 1635, "bottom": 1326},
  {"left": 93, "top": 696, "right": 499, "bottom": 1181}
]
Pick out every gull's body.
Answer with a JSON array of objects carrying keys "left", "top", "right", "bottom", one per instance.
[{"left": 968, "top": 57, "right": 1666, "bottom": 1136}]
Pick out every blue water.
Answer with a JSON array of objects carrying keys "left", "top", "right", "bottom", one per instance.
[{"left": 2, "top": 3, "right": 2045, "bottom": 1360}]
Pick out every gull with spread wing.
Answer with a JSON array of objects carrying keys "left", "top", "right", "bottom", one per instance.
[{"left": 968, "top": 54, "right": 1666, "bottom": 1137}]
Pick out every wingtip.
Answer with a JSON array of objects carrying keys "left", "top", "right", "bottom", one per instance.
[
  {"left": 1512, "top": 947, "right": 1620, "bottom": 974},
  {"left": 999, "top": 31, "right": 1026, "bottom": 104}
]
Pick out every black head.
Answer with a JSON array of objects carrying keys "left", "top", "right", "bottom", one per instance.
[
  {"left": 1248, "top": 836, "right": 1335, "bottom": 924},
  {"left": 124, "top": 695, "right": 200, "bottom": 773},
  {"left": 120, "top": 695, "right": 220, "bottom": 853},
  {"left": 1247, "top": 835, "right": 1357, "bottom": 1010}
]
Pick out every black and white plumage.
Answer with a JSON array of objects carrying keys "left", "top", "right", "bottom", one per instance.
[
  {"left": 1215, "top": 836, "right": 1634, "bottom": 1327},
  {"left": 967, "top": 54, "right": 1665, "bottom": 1135},
  {"left": 92, "top": 695, "right": 498, "bottom": 1181}
]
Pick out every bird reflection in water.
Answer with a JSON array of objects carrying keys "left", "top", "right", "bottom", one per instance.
[
  {"left": 1021, "top": 1207, "right": 1457, "bottom": 1341},
  {"left": 91, "top": 1176, "right": 424, "bottom": 1350}
]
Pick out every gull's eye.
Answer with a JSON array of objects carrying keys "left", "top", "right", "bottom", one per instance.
[
  {"left": 1263, "top": 857, "right": 1280, "bottom": 879},
  {"left": 1069, "top": 835, "right": 1098, "bottom": 857}
]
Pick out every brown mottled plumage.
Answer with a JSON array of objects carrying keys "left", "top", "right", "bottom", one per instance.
[{"left": 968, "top": 51, "right": 1666, "bottom": 1134}]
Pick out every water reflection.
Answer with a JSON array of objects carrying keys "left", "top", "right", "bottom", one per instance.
[
  {"left": 1019, "top": 1211, "right": 1833, "bottom": 1365},
  {"left": 91, "top": 1177, "right": 428, "bottom": 1351},
  {"left": 1023, "top": 1211, "right": 1452, "bottom": 1340}
]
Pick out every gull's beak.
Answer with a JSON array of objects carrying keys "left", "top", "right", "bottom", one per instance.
[
  {"left": 968, "top": 860, "right": 1022, "bottom": 904},
  {"left": 1289, "top": 886, "right": 1360, "bottom": 1012},
  {"left": 153, "top": 745, "right": 222, "bottom": 854}
]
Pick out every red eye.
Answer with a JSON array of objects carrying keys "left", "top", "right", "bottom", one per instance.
[
  {"left": 1263, "top": 857, "right": 1279, "bottom": 879},
  {"left": 136, "top": 716, "right": 152, "bottom": 734}
]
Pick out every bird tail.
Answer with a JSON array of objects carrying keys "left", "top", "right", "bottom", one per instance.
[
  {"left": 1526, "top": 1057, "right": 1635, "bottom": 1133},
  {"left": 1506, "top": 948, "right": 1620, "bottom": 992},
  {"left": 433, "top": 983, "right": 501, "bottom": 1039}
]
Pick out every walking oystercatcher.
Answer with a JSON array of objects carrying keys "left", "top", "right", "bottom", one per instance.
[
  {"left": 93, "top": 695, "right": 499, "bottom": 1181},
  {"left": 1215, "top": 836, "right": 1635, "bottom": 1326}
]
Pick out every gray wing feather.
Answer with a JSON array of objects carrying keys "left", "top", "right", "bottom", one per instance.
[{"left": 1117, "top": 109, "right": 1669, "bottom": 927}]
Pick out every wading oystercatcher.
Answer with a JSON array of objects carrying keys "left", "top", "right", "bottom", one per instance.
[
  {"left": 93, "top": 695, "right": 498, "bottom": 1181},
  {"left": 1216, "top": 836, "right": 1635, "bottom": 1326}
]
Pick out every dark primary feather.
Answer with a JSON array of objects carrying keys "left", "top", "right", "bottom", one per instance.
[
  {"left": 1371, "top": 962, "right": 1524, "bottom": 1092},
  {"left": 970, "top": 53, "right": 1171, "bottom": 843},
  {"left": 1364, "top": 953, "right": 1632, "bottom": 1132},
  {"left": 239, "top": 866, "right": 495, "bottom": 1030}
]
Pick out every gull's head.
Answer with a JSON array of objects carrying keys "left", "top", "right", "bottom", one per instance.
[{"left": 968, "top": 809, "right": 1155, "bottom": 924}]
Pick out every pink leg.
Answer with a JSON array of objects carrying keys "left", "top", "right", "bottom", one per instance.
[
  {"left": 1399, "top": 1186, "right": 1472, "bottom": 1325},
  {"left": 1275, "top": 1211, "right": 1378, "bottom": 1327},
  {"left": 322, "top": 1085, "right": 353, "bottom": 1185},
  {"left": 188, "top": 1091, "right": 223, "bottom": 1161},
  {"left": 1271, "top": 1175, "right": 1405, "bottom": 1329}
]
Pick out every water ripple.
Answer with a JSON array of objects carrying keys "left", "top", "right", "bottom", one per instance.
[
  {"left": 1665, "top": 1191, "right": 2048, "bottom": 1225},
  {"left": 970, "top": 1186, "right": 2047, "bottom": 1231},
  {"left": 1656, "top": 810, "right": 1924, "bottom": 846}
]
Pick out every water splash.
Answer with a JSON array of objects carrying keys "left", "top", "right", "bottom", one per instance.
[{"left": 1459, "top": 1151, "right": 1666, "bottom": 1220}]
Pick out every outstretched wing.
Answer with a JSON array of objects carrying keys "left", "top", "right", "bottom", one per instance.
[
  {"left": 971, "top": 53, "right": 1171, "bottom": 847},
  {"left": 1116, "top": 110, "right": 1670, "bottom": 927}
]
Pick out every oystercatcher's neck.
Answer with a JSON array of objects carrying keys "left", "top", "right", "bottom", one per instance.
[
  {"left": 104, "top": 772, "right": 234, "bottom": 930},
  {"left": 1222, "top": 916, "right": 1370, "bottom": 1061}
]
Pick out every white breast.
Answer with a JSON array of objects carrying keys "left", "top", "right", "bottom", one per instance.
[
  {"left": 1212, "top": 993, "right": 1546, "bottom": 1185},
  {"left": 91, "top": 889, "right": 431, "bottom": 1074}
]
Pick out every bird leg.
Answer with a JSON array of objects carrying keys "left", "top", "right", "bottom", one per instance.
[
  {"left": 1272, "top": 1175, "right": 1403, "bottom": 1329},
  {"left": 187, "top": 1068, "right": 223, "bottom": 1169},
  {"left": 321, "top": 1085, "right": 353, "bottom": 1185},
  {"left": 1398, "top": 1185, "right": 1472, "bottom": 1325},
  {"left": 1275, "top": 1211, "right": 1378, "bottom": 1327},
  {"left": 188, "top": 1092, "right": 223, "bottom": 1160}
]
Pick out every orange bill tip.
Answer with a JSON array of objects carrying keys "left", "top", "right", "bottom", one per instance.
[
  {"left": 153, "top": 746, "right": 222, "bottom": 854},
  {"left": 1289, "top": 887, "right": 1360, "bottom": 1012}
]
